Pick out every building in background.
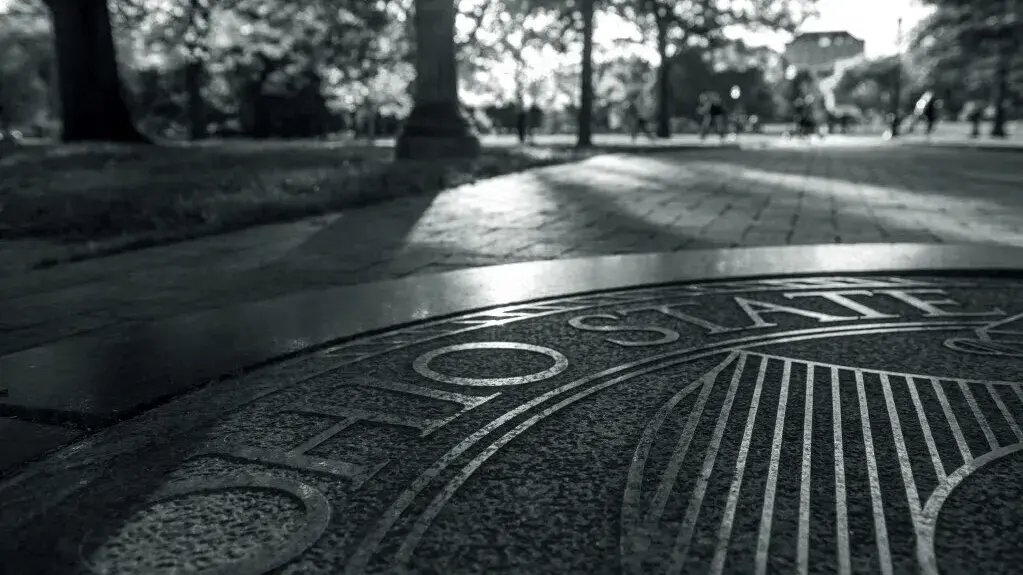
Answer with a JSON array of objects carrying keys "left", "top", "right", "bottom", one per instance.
[
  {"left": 783, "top": 31, "right": 866, "bottom": 76},
  {"left": 784, "top": 31, "right": 867, "bottom": 113}
]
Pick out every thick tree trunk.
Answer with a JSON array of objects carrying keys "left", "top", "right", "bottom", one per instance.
[
  {"left": 577, "top": 0, "right": 595, "bottom": 148},
  {"left": 395, "top": 0, "right": 479, "bottom": 160},
  {"left": 655, "top": 18, "right": 671, "bottom": 139},
  {"left": 46, "top": 0, "right": 148, "bottom": 143}
]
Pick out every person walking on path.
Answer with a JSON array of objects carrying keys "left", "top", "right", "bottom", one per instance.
[
  {"left": 527, "top": 103, "right": 542, "bottom": 144},
  {"left": 627, "top": 98, "right": 654, "bottom": 141},
  {"left": 907, "top": 90, "right": 941, "bottom": 137},
  {"left": 699, "top": 92, "right": 727, "bottom": 140},
  {"left": 963, "top": 100, "right": 985, "bottom": 138},
  {"left": 515, "top": 104, "right": 528, "bottom": 144}
]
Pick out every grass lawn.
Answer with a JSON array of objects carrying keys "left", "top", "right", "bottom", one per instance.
[{"left": 0, "top": 139, "right": 603, "bottom": 268}]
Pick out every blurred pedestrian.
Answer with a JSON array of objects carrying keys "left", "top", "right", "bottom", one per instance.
[
  {"left": 515, "top": 104, "right": 528, "bottom": 144},
  {"left": 792, "top": 96, "right": 817, "bottom": 137},
  {"left": 963, "top": 100, "right": 984, "bottom": 138},
  {"left": 699, "top": 92, "right": 726, "bottom": 140},
  {"left": 527, "top": 103, "right": 542, "bottom": 143},
  {"left": 907, "top": 91, "right": 940, "bottom": 136},
  {"left": 628, "top": 99, "right": 654, "bottom": 141}
]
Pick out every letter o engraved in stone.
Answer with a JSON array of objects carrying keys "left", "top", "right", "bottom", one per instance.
[
  {"left": 81, "top": 476, "right": 331, "bottom": 575},
  {"left": 412, "top": 342, "right": 569, "bottom": 387}
]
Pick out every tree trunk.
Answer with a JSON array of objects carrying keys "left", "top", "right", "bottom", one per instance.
[
  {"left": 395, "top": 0, "right": 479, "bottom": 160},
  {"left": 184, "top": 0, "right": 207, "bottom": 141},
  {"left": 45, "top": 0, "right": 148, "bottom": 143},
  {"left": 655, "top": 17, "right": 671, "bottom": 139},
  {"left": 577, "top": 0, "right": 595, "bottom": 148},
  {"left": 990, "top": 44, "right": 1011, "bottom": 138},
  {"left": 184, "top": 60, "right": 205, "bottom": 140}
]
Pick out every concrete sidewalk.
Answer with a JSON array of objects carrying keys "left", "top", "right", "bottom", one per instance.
[{"left": 3, "top": 143, "right": 1023, "bottom": 357}]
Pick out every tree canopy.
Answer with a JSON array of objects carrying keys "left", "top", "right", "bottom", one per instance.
[{"left": 1, "top": 0, "right": 820, "bottom": 142}]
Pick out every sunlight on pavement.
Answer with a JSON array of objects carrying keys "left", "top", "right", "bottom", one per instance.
[
  {"left": 395, "top": 149, "right": 1023, "bottom": 259},
  {"left": 695, "top": 162, "right": 1023, "bottom": 246}
]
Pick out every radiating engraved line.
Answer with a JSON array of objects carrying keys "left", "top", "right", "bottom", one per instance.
[
  {"left": 905, "top": 377, "right": 947, "bottom": 482},
  {"left": 752, "top": 350, "right": 1020, "bottom": 387},
  {"left": 855, "top": 371, "right": 893, "bottom": 575},
  {"left": 986, "top": 383, "right": 1023, "bottom": 441},
  {"left": 875, "top": 372, "right": 924, "bottom": 519},
  {"left": 931, "top": 379, "right": 973, "bottom": 462},
  {"left": 645, "top": 356, "right": 734, "bottom": 526},
  {"left": 832, "top": 367, "right": 851, "bottom": 575},
  {"left": 666, "top": 353, "right": 750, "bottom": 575},
  {"left": 1013, "top": 384, "right": 1023, "bottom": 409},
  {"left": 396, "top": 352, "right": 741, "bottom": 572},
  {"left": 710, "top": 356, "right": 770, "bottom": 575},
  {"left": 755, "top": 359, "right": 792, "bottom": 575},
  {"left": 620, "top": 352, "right": 739, "bottom": 572},
  {"left": 796, "top": 363, "right": 814, "bottom": 575},
  {"left": 879, "top": 374, "right": 922, "bottom": 519},
  {"left": 348, "top": 322, "right": 987, "bottom": 573},
  {"left": 958, "top": 380, "right": 999, "bottom": 449}
]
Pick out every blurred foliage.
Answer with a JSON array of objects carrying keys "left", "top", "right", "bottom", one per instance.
[
  {"left": 833, "top": 56, "right": 901, "bottom": 115},
  {"left": 7, "top": 0, "right": 1023, "bottom": 142},
  {"left": 829, "top": 0, "right": 1021, "bottom": 131},
  {"left": 0, "top": 2, "right": 54, "bottom": 133}
]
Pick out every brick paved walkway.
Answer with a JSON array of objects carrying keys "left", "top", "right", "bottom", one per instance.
[{"left": 2, "top": 142, "right": 1022, "bottom": 356}]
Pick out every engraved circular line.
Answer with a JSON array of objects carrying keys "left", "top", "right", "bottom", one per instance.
[
  {"left": 916, "top": 442, "right": 1023, "bottom": 575},
  {"left": 412, "top": 342, "right": 569, "bottom": 387},
  {"left": 395, "top": 323, "right": 1015, "bottom": 570},
  {"left": 81, "top": 475, "right": 331, "bottom": 575},
  {"left": 343, "top": 320, "right": 991, "bottom": 572},
  {"left": 0, "top": 279, "right": 988, "bottom": 503},
  {"left": 0, "top": 290, "right": 673, "bottom": 509},
  {"left": 0, "top": 283, "right": 795, "bottom": 513}
]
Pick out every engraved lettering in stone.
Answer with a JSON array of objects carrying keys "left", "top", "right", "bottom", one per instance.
[
  {"left": 732, "top": 296, "right": 858, "bottom": 329},
  {"left": 86, "top": 476, "right": 332, "bottom": 575},
  {"left": 944, "top": 311, "right": 1023, "bottom": 357},
  {"left": 195, "top": 375, "right": 500, "bottom": 485},
  {"left": 878, "top": 289, "right": 1005, "bottom": 317},
  {"left": 782, "top": 290, "right": 898, "bottom": 319},
  {"left": 288, "top": 376, "right": 500, "bottom": 437},
  {"left": 197, "top": 439, "right": 388, "bottom": 489},
  {"left": 568, "top": 314, "right": 680, "bottom": 347},
  {"left": 619, "top": 303, "right": 741, "bottom": 335},
  {"left": 413, "top": 342, "right": 569, "bottom": 386}
]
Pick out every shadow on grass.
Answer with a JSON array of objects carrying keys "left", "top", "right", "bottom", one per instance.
[{"left": 0, "top": 141, "right": 609, "bottom": 269}]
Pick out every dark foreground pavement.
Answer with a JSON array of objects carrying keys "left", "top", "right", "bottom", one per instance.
[{"left": 2, "top": 245, "right": 1023, "bottom": 574}]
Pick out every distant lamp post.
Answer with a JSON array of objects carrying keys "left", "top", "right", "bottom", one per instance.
[
  {"left": 730, "top": 85, "right": 743, "bottom": 133},
  {"left": 889, "top": 17, "right": 904, "bottom": 138}
]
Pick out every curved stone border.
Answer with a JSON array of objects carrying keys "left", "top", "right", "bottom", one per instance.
[
  {"left": 3, "top": 244, "right": 1023, "bottom": 528},
  {"left": 4, "top": 243, "right": 1023, "bottom": 425}
]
